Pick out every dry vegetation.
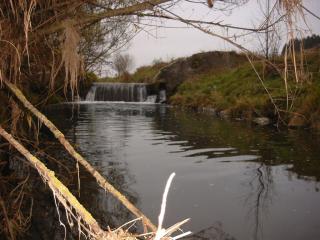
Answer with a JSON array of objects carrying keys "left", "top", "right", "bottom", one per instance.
[
  {"left": 170, "top": 48, "right": 320, "bottom": 127},
  {"left": 0, "top": 0, "right": 314, "bottom": 239},
  {"left": 0, "top": 1, "right": 189, "bottom": 239}
]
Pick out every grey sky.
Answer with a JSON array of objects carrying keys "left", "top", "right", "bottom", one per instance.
[{"left": 124, "top": 0, "right": 320, "bottom": 71}]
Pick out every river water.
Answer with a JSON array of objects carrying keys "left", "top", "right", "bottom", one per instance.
[{"left": 47, "top": 102, "right": 320, "bottom": 240}]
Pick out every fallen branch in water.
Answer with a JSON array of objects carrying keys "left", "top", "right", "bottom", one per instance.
[
  {"left": 0, "top": 125, "right": 108, "bottom": 238},
  {"left": 0, "top": 125, "right": 191, "bottom": 239},
  {"left": 3, "top": 80, "right": 157, "bottom": 232}
]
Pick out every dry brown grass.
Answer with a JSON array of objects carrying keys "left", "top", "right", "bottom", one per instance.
[
  {"left": 0, "top": 0, "right": 314, "bottom": 238},
  {"left": 61, "top": 19, "right": 82, "bottom": 99}
]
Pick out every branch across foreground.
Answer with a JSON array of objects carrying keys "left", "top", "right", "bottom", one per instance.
[
  {"left": 0, "top": 1, "right": 311, "bottom": 238},
  {"left": 0, "top": 126, "right": 108, "bottom": 239},
  {"left": 3, "top": 80, "right": 157, "bottom": 232}
]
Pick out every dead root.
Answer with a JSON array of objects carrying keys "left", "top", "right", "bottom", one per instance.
[
  {"left": 0, "top": 126, "right": 191, "bottom": 240},
  {"left": 0, "top": 171, "right": 33, "bottom": 239}
]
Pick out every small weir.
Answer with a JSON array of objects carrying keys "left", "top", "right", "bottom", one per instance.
[{"left": 85, "top": 82, "right": 166, "bottom": 103}]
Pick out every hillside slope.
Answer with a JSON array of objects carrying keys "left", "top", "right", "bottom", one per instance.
[
  {"left": 170, "top": 49, "right": 320, "bottom": 129},
  {"left": 100, "top": 49, "right": 320, "bottom": 129}
]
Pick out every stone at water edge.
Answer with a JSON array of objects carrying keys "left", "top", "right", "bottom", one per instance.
[
  {"left": 252, "top": 117, "right": 271, "bottom": 126},
  {"left": 219, "top": 109, "right": 231, "bottom": 119},
  {"left": 288, "top": 115, "right": 307, "bottom": 128}
]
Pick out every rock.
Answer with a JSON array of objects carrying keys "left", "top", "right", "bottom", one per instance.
[
  {"left": 288, "top": 115, "right": 307, "bottom": 128},
  {"left": 201, "top": 107, "right": 217, "bottom": 116},
  {"left": 311, "top": 118, "right": 320, "bottom": 131},
  {"left": 219, "top": 109, "right": 231, "bottom": 119},
  {"left": 253, "top": 117, "right": 271, "bottom": 126}
]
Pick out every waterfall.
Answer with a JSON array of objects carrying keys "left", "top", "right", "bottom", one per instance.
[
  {"left": 85, "top": 83, "right": 156, "bottom": 102},
  {"left": 158, "top": 89, "right": 167, "bottom": 103}
]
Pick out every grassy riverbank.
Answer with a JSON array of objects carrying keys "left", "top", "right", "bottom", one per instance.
[
  {"left": 170, "top": 49, "right": 320, "bottom": 128},
  {"left": 103, "top": 49, "right": 320, "bottom": 129}
]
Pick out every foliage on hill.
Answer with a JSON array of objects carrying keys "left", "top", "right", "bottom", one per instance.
[
  {"left": 100, "top": 51, "right": 248, "bottom": 99},
  {"left": 281, "top": 34, "right": 320, "bottom": 54},
  {"left": 100, "top": 60, "right": 168, "bottom": 83},
  {"left": 170, "top": 48, "right": 320, "bottom": 129},
  {"left": 100, "top": 48, "right": 320, "bottom": 129}
]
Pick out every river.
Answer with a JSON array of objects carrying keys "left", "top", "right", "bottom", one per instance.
[{"left": 46, "top": 102, "right": 320, "bottom": 240}]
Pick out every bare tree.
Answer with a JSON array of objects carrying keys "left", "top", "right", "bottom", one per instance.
[
  {"left": 80, "top": 16, "right": 134, "bottom": 74},
  {"left": 255, "top": 0, "right": 281, "bottom": 59},
  {"left": 112, "top": 53, "right": 134, "bottom": 76}
]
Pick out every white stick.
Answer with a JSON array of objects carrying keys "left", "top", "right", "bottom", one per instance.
[
  {"left": 154, "top": 172, "right": 176, "bottom": 240},
  {"left": 172, "top": 231, "right": 193, "bottom": 240}
]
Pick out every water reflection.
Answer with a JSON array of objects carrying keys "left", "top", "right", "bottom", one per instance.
[
  {"left": 46, "top": 103, "right": 320, "bottom": 240},
  {"left": 152, "top": 108, "right": 320, "bottom": 181},
  {"left": 244, "top": 163, "right": 274, "bottom": 240},
  {"left": 47, "top": 104, "right": 141, "bottom": 229},
  {"left": 185, "top": 222, "right": 236, "bottom": 240}
]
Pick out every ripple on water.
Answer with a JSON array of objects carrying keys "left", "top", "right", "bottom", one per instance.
[{"left": 46, "top": 103, "right": 320, "bottom": 240}]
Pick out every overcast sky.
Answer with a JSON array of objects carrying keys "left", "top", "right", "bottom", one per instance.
[{"left": 116, "top": 0, "right": 320, "bottom": 73}]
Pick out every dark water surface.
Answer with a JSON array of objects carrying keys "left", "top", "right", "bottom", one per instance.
[{"left": 47, "top": 103, "right": 320, "bottom": 240}]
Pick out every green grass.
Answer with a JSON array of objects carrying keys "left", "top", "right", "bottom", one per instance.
[
  {"left": 92, "top": 49, "right": 320, "bottom": 128},
  {"left": 170, "top": 49, "right": 320, "bottom": 127},
  {"left": 99, "top": 62, "right": 167, "bottom": 83},
  {"left": 130, "top": 62, "right": 166, "bottom": 83},
  {"left": 171, "top": 63, "right": 274, "bottom": 110}
]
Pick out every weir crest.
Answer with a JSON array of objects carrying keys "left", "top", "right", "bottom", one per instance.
[{"left": 85, "top": 82, "right": 166, "bottom": 103}]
